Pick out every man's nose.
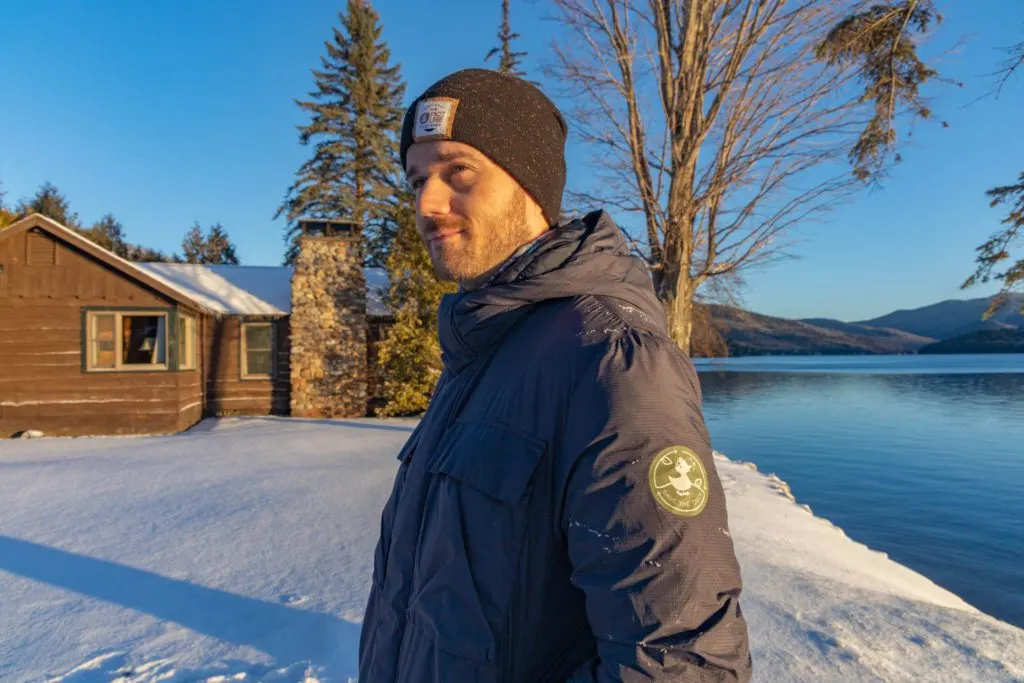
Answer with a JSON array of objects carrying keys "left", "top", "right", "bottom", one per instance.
[{"left": 417, "top": 176, "right": 452, "bottom": 219}]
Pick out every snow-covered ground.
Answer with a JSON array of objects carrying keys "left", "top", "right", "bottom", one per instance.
[{"left": 1, "top": 418, "right": 1022, "bottom": 682}]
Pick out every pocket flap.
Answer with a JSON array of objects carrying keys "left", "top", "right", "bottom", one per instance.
[{"left": 429, "top": 421, "right": 545, "bottom": 505}]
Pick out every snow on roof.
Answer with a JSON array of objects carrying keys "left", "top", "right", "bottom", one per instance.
[
  {"left": 137, "top": 264, "right": 293, "bottom": 315},
  {"left": 136, "top": 263, "right": 391, "bottom": 317}
]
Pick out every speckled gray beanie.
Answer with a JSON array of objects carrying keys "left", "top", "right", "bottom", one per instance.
[{"left": 400, "top": 68, "right": 568, "bottom": 225}]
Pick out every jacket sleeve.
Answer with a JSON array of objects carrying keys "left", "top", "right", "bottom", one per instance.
[{"left": 559, "top": 330, "right": 752, "bottom": 683}]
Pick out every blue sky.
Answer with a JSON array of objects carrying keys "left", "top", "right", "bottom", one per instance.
[{"left": 1, "top": 0, "right": 1021, "bottom": 321}]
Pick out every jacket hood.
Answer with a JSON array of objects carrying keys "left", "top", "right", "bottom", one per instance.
[{"left": 438, "top": 210, "right": 665, "bottom": 371}]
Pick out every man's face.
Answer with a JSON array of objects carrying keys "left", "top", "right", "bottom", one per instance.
[{"left": 405, "top": 140, "right": 538, "bottom": 285}]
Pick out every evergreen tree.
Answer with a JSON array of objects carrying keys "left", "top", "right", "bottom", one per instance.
[
  {"left": 817, "top": 2, "right": 946, "bottom": 182},
  {"left": 374, "top": 197, "right": 457, "bottom": 416},
  {"left": 181, "top": 222, "right": 207, "bottom": 263},
  {"left": 961, "top": 30, "right": 1024, "bottom": 315},
  {"left": 276, "top": 0, "right": 405, "bottom": 266},
  {"left": 206, "top": 224, "right": 240, "bottom": 265},
  {"left": 486, "top": 0, "right": 528, "bottom": 78},
  {"left": 17, "top": 182, "right": 80, "bottom": 228},
  {"left": 84, "top": 214, "right": 129, "bottom": 257},
  {"left": 84, "top": 213, "right": 173, "bottom": 262},
  {"left": 181, "top": 222, "right": 240, "bottom": 265},
  {"left": 125, "top": 243, "right": 176, "bottom": 263}
]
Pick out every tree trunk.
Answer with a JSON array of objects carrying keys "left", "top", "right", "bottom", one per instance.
[{"left": 663, "top": 270, "right": 695, "bottom": 357}]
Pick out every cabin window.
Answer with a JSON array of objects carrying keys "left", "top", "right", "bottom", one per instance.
[
  {"left": 178, "top": 314, "right": 197, "bottom": 370},
  {"left": 87, "top": 313, "right": 117, "bottom": 370},
  {"left": 241, "top": 322, "right": 273, "bottom": 379},
  {"left": 84, "top": 310, "right": 168, "bottom": 371}
]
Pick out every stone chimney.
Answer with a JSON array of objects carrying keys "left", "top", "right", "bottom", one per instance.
[{"left": 290, "top": 219, "right": 367, "bottom": 418}]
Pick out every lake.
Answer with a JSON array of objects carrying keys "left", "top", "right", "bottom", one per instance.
[{"left": 694, "top": 354, "right": 1024, "bottom": 630}]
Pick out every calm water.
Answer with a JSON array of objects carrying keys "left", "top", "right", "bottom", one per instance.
[{"left": 694, "top": 354, "right": 1024, "bottom": 629}]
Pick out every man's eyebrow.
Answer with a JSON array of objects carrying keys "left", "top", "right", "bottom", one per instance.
[{"left": 406, "top": 151, "right": 478, "bottom": 180}]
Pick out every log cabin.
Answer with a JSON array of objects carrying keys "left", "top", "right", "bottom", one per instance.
[{"left": 0, "top": 213, "right": 392, "bottom": 437}]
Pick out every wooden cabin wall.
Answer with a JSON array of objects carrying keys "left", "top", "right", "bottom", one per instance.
[
  {"left": 0, "top": 228, "right": 203, "bottom": 437},
  {"left": 202, "top": 316, "right": 290, "bottom": 416}
]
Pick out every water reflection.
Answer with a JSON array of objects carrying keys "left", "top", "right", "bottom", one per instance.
[
  {"left": 699, "top": 371, "right": 1024, "bottom": 425},
  {"left": 695, "top": 360, "right": 1024, "bottom": 628}
]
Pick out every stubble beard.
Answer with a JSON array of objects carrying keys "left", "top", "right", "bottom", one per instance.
[{"left": 424, "top": 189, "right": 531, "bottom": 285}]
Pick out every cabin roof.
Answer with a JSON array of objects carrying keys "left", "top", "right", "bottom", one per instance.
[
  {"left": 135, "top": 264, "right": 391, "bottom": 317},
  {"left": 2, "top": 214, "right": 392, "bottom": 317},
  {"left": 1, "top": 213, "right": 203, "bottom": 311}
]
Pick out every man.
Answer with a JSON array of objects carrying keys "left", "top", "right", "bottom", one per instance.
[{"left": 359, "top": 68, "right": 752, "bottom": 683}]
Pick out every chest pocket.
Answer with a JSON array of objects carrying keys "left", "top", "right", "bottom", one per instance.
[
  {"left": 430, "top": 421, "right": 545, "bottom": 505},
  {"left": 410, "top": 420, "right": 546, "bottom": 666}
]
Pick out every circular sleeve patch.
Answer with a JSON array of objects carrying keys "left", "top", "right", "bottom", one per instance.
[{"left": 648, "top": 446, "right": 709, "bottom": 517}]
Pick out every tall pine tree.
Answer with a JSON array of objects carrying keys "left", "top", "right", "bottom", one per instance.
[
  {"left": 276, "top": 0, "right": 405, "bottom": 266},
  {"left": 486, "top": 0, "right": 528, "bottom": 78}
]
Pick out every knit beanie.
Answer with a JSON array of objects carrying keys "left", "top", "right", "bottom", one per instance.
[{"left": 400, "top": 68, "right": 568, "bottom": 226}]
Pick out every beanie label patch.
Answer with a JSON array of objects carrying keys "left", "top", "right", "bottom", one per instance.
[{"left": 413, "top": 97, "right": 460, "bottom": 142}]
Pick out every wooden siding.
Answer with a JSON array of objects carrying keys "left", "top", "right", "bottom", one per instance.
[
  {"left": 0, "top": 229, "right": 203, "bottom": 437},
  {"left": 203, "top": 316, "right": 291, "bottom": 417}
]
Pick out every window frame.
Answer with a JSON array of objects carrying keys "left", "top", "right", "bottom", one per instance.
[
  {"left": 177, "top": 313, "right": 197, "bottom": 371},
  {"left": 240, "top": 321, "right": 275, "bottom": 380},
  {"left": 82, "top": 308, "right": 170, "bottom": 373}
]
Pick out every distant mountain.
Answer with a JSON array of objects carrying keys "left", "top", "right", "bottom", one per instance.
[
  {"left": 918, "top": 328, "right": 1024, "bottom": 355},
  {"left": 708, "top": 305, "right": 935, "bottom": 356},
  {"left": 854, "top": 295, "right": 1023, "bottom": 340},
  {"left": 800, "top": 318, "right": 922, "bottom": 340},
  {"left": 699, "top": 295, "right": 1022, "bottom": 357}
]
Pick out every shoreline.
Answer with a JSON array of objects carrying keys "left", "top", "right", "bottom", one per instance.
[
  {"left": 712, "top": 450, "right": 981, "bottom": 615},
  {"left": 2, "top": 418, "right": 1022, "bottom": 681}
]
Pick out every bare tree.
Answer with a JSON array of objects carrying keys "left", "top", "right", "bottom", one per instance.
[
  {"left": 546, "top": 0, "right": 899, "bottom": 353},
  {"left": 993, "top": 32, "right": 1024, "bottom": 96}
]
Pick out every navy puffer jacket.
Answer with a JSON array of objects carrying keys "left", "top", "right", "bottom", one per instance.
[{"left": 359, "top": 210, "right": 752, "bottom": 682}]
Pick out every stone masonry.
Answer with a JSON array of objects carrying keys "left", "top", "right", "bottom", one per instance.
[{"left": 290, "top": 231, "right": 367, "bottom": 418}]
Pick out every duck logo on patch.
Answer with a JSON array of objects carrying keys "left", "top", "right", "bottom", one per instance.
[
  {"left": 648, "top": 446, "right": 709, "bottom": 517},
  {"left": 413, "top": 97, "right": 459, "bottom": 142}
]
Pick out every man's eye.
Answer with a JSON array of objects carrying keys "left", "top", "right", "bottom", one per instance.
[
  {"left": 409, "top": 177, "right": 425, "bottom": 190},
  {"left": 451, "top": 164, "right": 471, "bottom": 175}
]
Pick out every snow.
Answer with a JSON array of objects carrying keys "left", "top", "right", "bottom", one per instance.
[
  {"left": 136, "top": 265, "right": 391, "bottom": 318},
  {"left": 1, "top": 419, "right": 1021, "bottom": 682},
  {"left": 137, "top": 264, "right": 293, "bottom": 316}
]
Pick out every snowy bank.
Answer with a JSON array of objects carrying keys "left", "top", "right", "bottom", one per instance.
[{"left": 0, "top": 418, "right": 1021, "bottom": 682}]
